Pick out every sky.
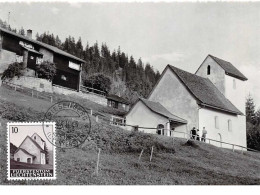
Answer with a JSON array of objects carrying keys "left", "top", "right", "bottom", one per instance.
[{"left": 0, "top": 1, "right": 259, "bottom": 108}]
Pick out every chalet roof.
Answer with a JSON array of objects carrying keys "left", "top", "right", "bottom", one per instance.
[
  {"left": 15, "top": 148, "right": 36, "bottom": 158},
  {"left": 140, "top": 98, "right": 187, "bottom": 123},
  {"left": 20, "top": 45, "right": 43, "bottom": 56},
  {"left": 169, "top": 65, "right": 243, "bottom": 115},
  {"left": 209, "top": 55, "right": 248, "bottom": 81},
  {"left": 107, "top": 94, "right": 130, "bottom": 105},
  {"left": 0, "top": 27, "right": 85, "bottom": 63}
]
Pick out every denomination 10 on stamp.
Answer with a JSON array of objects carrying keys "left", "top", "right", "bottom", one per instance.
[{"left": 7, "top": 122, "right": 56, "bottom": 180}]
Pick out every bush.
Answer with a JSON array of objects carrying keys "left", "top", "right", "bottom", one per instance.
[
  {"left": 84, "top": 73, "right": 111, "bottom": 94},
  {"left": 1, "top": 62, "right": 23, "bottom": 80},
  {"left": 81, "top": 123, "right": 175, "bottom": 154},
  {"left": 36, "top": 61, "right": 56, "bottom": 81},
  {"left": 0, "top": 100, "right": 43, "bottom": 122}
]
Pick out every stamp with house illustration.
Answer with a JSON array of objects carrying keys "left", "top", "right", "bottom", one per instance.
[{"left": 7, "top": 122, "right": 56, "bottom": 180}]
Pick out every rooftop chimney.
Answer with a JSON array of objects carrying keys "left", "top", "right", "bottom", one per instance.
[{"left": 27, "top": 29, "right": 32, "bottom": 39}]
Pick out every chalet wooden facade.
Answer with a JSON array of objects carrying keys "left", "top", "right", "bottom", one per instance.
[
  {"left": 107, "top": 94, "right": 130, "bottom": 111},
  {"left": 0, "top": 27, "right": 85, "bottom": 91}
]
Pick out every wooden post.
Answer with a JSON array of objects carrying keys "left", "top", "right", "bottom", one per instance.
[
  {"left": 232, "top": 145, "right": 235, "bottom": 152},
  {"left": 50, "top": 96, "right": 53, "bottom": 103},
  {"left": 14, "top": 86, "right": 17, "bottom": 91},
  {"left": 150, "top": 146, "right": 154, "bottom": 162},
  {"left": 138, "top": 149, "right": 144, "bottom": 162},
  {"left": 110, "top": 116, "right": 113, "bottom": 125},
  {"left": 96, "top": 115, "right": 99, "bottom": 123},
  {"left": 90, "top": 109, "right": 93, "bottom": 116},
  {"left": 96, "top": 148, "right": 101, "bottom": 176},
  {"left": 208, "top": 139, "right": 210, "bottom": 144}
]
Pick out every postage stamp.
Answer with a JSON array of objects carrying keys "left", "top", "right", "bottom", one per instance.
[{"left": 7, "top": 122, "right": 56, "bottom": 180}]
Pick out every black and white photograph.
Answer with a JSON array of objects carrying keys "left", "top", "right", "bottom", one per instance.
[{"left": 0, "top": 0, "right": 259, "bottom": 187}]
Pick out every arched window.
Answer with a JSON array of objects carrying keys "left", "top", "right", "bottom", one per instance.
[
  {"left": 157, "top": 124, "right": 164, "bottom": 135},
  {"left": 233, "top": 79, "right": 236, "bottom": 89},
  {"left": 215, "top": 116, "right": 219, "bottom": 129},
  {"left": 228, "top": 119, "right": 232, "bottom": 132},
  {"left": 34, "top": 136, "right": 36, "bottom": 140},
  {"left": 207, "top": 65, "right": 211, "bottom": 75}
]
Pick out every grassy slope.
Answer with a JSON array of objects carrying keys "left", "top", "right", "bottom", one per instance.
[{"left": 0, "top": 86, "right": 260, "bottom": 185}]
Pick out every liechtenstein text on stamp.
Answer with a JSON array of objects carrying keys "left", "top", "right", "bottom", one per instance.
[{"left": 7, "top": 122, "right": 56, "bottom": 180}]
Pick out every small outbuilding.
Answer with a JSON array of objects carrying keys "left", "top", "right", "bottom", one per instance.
[
  {"left": 125, "top": 98, "right": 187, "bottom": 137},
  {"left": 107, "top": 94, "right": 130, "bottom": 111}
]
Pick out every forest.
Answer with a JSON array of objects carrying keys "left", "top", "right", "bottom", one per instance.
[{"left": 0, "top": 19, "right": 160, "bottom": 103}]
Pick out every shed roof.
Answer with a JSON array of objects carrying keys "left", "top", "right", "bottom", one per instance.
[
  {"left": 140, "top": 98, "right": 187, "bottom": 123},
  {"left": 0, "top": 27, "right": 85, "bottom": 63},
  {"left": 15, "top": 148, "right": 36, "bottom": 158},
  {"left": 208, "top": 55, "right": 248, "bottom": 81},
  {"left": 107, "top": 94, "right": 130, "bottom": 105},
  {"left": 169, "top": 65, "right": 243, "bottom": 115}
]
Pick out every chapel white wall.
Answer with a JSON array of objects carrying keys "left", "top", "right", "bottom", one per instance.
[
  {"left": 199, "top": 108, "right": 246, "bottom": 149},
  {"left": 225, "top": 75, "right": 246, "bottom": 114}
]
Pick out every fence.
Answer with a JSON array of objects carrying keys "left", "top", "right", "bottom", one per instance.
[
  {"left": 2, "top": 81, "right": 56, "bottom": 103},
  {"left": 80, "top": 85, "right": 106, "bottom": 97},
  {"left": 91, "top": 112, "right": 260, "bottom": 153}
]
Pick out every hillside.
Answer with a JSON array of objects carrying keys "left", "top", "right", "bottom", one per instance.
[{"left": 0, "top": 86, "right": 260, "bottom": 185}]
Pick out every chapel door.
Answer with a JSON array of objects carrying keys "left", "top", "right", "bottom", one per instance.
[{"left": 27, "top": 158, "right": 31, "bottom": 163}]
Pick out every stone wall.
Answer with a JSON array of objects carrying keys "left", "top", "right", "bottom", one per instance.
[
  {"left": 71, "top": 92, "right": 107, "bottom": 106},
  {"left": 10, "top": 76, "right": 53, "bottom": 93},
  {"left": 0, "top": 49, "right": 16, "bottom": 75}
]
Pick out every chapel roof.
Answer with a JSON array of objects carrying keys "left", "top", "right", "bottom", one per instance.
[
  {"left": 208, "top": 54, "right": 247, "bottom": 81},
  {"left": 169, "top": 65, "right": 243, "bottom": 115},
  {"left": 140, "top": 98, "right": 187, "bottom": 123}
]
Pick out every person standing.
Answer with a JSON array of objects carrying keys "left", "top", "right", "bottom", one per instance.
[
  {"left": 190, "top": 127, "right": 196, "bottom": 139},
  {"left": 196, "top": 129, "right": 200, "bottom": 141},
  {"left": 201, "top": 127, "right": 207, "bottom": 142}
]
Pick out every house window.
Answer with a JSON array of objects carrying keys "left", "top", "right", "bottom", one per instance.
[
  {"left": 111, "top": 101, "right": 118, "bottom": 109},
  {"left": 17, "top": 158, "right": 20, "bottom": 162},
  {"left": 207, "top": 65, "right": 211, "bottom": 75},
  {"left": 34, "top": 136, "right": 36, "bottom": 140},
  {"left": 40, "top": 83, "right": 44, "bottom": 88},
  {"left": 233, "top": 79, "right": 236, "bottom": 89},
  {"left": 157, "top": 124, "right": 164, "bottom": 135},
  {"left": 215, "top": 116, "right": 219, "bottom": 129},
  {"left": 61, "top": 75, "right": 67, "bottom": 81},
  {"left": 69, "top": 61, "right": 80, "bottom": 71},
  {"left": 228, "top": 119, "right": 232, "bottom": 132}
]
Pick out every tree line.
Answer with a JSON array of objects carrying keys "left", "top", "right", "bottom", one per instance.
[
  {"left": 35, "top": 33, "right": 161, "bottom": 103},
  {"left": 246, "top": 95, "right": 260, "bottom": 150}
]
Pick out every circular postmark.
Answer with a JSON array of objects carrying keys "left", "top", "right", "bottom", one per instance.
[{"left": 43, "top": 101, "right": 91, "bottom": 149}]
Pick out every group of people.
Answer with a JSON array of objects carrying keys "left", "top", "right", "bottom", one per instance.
[{"left": 190, "top": 127, "right": 207, "bottom": 142}]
